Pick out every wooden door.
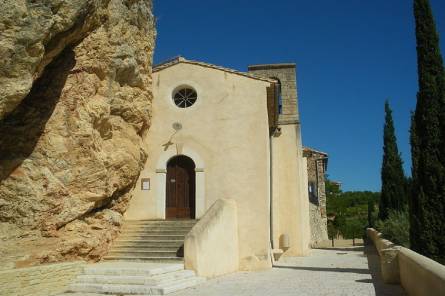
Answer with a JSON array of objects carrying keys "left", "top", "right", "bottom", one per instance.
[{"left": 166, "top": 156, "right": 195, "bottom": 219}]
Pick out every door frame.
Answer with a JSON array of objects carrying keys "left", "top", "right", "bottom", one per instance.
[{"left": 155, "top": 148, "right": 205, "bottom": 220}]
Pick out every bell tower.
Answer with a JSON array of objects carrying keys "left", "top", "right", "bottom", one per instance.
[
  {"left": 248, "top": 63, "right": 299, "bottom": 125},
  {"left": 248, "top": 63, "right": 310, "bottom": 257}
]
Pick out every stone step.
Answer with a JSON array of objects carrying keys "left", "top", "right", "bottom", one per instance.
[
  {"left": 121, "top": 229, "right": 193, "bottom": 234},
  {"left": 122, "top": 224, "right": 194, "bottom": 230},
  {"left": 161, "top": 277, "right": 206, "bottom": 294},
  {"left": 111, "top": 246, "right": 180, "bottom": 252},
  {"left": 83, "top": 262, "right": 183, "bottom": 276},
  {"left": 103, "top": 256, "right": 183, "bottom": 262},
  {"left": 120, "top": 226, "right": 194, "bottom": 230},
  {"left": 69, "top": 276, "right": 205, "bottom": 295},
  {"left": 123, "top": 223, "right": 195, "bottom": 227},
  {"left": 113, "top": 240, "right": 184, "bottom": 247},
  {"left": 55, "top": 293, "right": 104, "bottom": 296},
  {"left": 117, "top": 234, "right": 186, "bottom": 240},
  {"left": 106, "top": 220, "right": 196, "bottom": 265},
  {"left": 124, "top": 220, "right": 197, "bottom": 226},
  {"left": 124, "top": 219, "right": 197, "bottom": 222},
  {"left": 75, "top": 270, "right": 195, "bottom": 286},
  {"left": 145, "top": 269, "right": 196, "bottom": 286},
  {"left": 108, "top": 250, "right": 179, "bottom": 257},
  {"left": 120, "top": 230, "right": 191, "bottom": 235}
]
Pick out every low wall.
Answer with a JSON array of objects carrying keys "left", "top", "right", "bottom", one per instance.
[
  {"left": 367, "top": 228, "right": 400, "bottom": 283},
  {"left": 399, "top": 247, "right": 445, "bottom": 296},
  {"left": 367, "top": 228, "right": 396, "bottom": 256},
  {"left": 367, "top": 228, "right": 445, "bottom": 296},
  {"left": 184, "top": 198, "right": 239, "bottom": 278},
  {"left": 0, "top": 261, "right": 85, "bottom": 296}
]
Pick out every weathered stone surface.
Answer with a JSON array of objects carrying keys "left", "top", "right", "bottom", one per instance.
[
  {"left": 303, "top": 147, "right": 328, "bottom": 246},
  {"left": 0, "top": 261, "right": 85, "bottom": 296},
  {"left": 0, "top": 0, "right": 155, "bottom": 266}
]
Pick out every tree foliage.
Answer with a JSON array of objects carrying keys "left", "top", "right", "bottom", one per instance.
[
  {"left": 379, "top": 101, "right": 407, "bottom": 220},
  {"left": 326, "top": 184, "right": 380, "bottom": 241},
  {"left": 411, "top": 0, "right": 445, "bottom": 264},
  {"left": 376, "top": 209, "right": 410, "bottom": 248},
  {"left": 368, "top": 199, "right": 376, "bottom": 228}
]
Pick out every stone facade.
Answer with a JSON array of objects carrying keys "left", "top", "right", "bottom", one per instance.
[
  {"left": 126, "top": 57, "right": 311, "bottom": 271},
  {"left": 0, "top": 261, "right": 85, "bottom": 296},
  {"left": 249, "top": 64, "right": 311, "bottom": 256},
  {"left": 248, "top": 64, "right": 299, "bottom": 125},
  {"left": 303, "top": 147, "right": 329, "bottom": 246}
]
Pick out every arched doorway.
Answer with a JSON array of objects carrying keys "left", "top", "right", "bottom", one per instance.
[{"left": 166, "top": 155, "right": 196, "bottom": 219}]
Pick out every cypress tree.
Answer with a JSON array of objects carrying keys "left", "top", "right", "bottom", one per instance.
[
  {"left": 379, "top": 101, "right": 406, "bottom": 221},
  {"left": 411, "top": 0, "right": 445, "bottom": 264},
  {"left": 368, "top": 199, "right": 375, "bottom": 228}
]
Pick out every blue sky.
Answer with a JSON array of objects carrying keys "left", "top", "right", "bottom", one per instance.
[{"left": 153, "top": 0, "right": 445, "bottom": 192}]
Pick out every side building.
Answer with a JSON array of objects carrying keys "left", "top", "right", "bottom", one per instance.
[{"left": 303, "top": 147, "right": 329, "bottom": 246}]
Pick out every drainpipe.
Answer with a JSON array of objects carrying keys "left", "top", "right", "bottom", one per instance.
[
  {"left": 269, "top": 127, "right": 282, "bottom": 265},
  {"left": 269, "top": 134, "right": 274, "bottom": 252},
  {"left": 269, "top": 82, "right": 281, "bottom": 265}
]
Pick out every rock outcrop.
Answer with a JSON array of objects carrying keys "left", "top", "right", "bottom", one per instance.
[{"left": 0, "top": 0, "right": 155, "bottom": 267}]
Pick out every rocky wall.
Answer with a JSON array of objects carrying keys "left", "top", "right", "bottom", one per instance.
[{"left": 0, "top": 0, "right": 155, "bottom": 266}]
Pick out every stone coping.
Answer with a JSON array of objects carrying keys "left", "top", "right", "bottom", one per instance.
[{"left": 367, "top": 228, "right": 445, "bottom": 296}]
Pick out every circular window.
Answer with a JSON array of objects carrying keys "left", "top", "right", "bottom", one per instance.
[{"left": 173, "top": 87, "right": 198, "bottom": 108}]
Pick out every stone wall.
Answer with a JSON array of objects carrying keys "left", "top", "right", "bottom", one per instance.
[
  {"left": 248, "top": 63, "right": 311, "bottom": 257},
  {"left": 367, "top": 228, "right": 445, "bottom": 296},
  {"left": 303, "top": 147, "right": 328, "bottom": 246},
  {"left": 248, "top": 64, "right": 299, "bottom": 125},
  {"left": 0, "top": 261, "right": 85, "bottom": 296},
  {"left": 126, "top": 62, "right": 273, "bottom": 270},
  {"left": 185, "top": 199, "right": 239, "bottom": 277}
]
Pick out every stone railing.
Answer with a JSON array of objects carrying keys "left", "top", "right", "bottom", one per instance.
[
  {"left": 0, "top": 261, "right": 85, "bottom": 296},
  {"left": 184, "top": 199, "right": 239, "bottom": 278},
  {"left": 367, "top": 228, "right": 445, "bottom": 296}
]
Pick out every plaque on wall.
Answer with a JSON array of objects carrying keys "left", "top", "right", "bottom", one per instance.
[{"left": 141, "top": 178, "right": 150, "bottom": 190}]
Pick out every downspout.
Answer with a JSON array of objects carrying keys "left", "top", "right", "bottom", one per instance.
[
  {"left": 315, "top": 158, "right": 319, "bottom": 201},
  {"left": 269, "top": 81, "right": 278, "bottom": 266},
  {"left": 269, "top": 134, "right": 274, "bottom": 252},
  {"left": 269, "top": 82, "right": 281, "bottom": 266}
]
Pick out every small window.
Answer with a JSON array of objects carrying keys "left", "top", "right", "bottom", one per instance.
[
  {"left": 173, "top": 87, "right": 197, "bottom": 108},
  {"left": 271, "top": 77, "right": 283, "bottom": 114},
  {"left": 308, "top": 181, "right": 318, "bottom": 205}
]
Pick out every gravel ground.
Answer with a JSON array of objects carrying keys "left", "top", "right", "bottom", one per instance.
[{"left": 170, "top": 245, "right": 406, "bottom": 296}]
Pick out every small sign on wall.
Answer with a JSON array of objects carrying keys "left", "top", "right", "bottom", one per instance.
[{"left": 141, "top": 178, "right": 150, "bottom": 190}]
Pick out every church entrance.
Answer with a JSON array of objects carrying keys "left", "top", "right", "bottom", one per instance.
[{"left": 166, "top": 155, "right": 196, "bottom": 219}]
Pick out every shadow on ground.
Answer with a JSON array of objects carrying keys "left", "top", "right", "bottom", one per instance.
[
  {"left": 277, "top": 244, "right": 406, "bottom": 296},
  {"left": 274, "top": 265, "right": 371, "bottom": 275},
  {"left": 315, "top": 246, "right": 365, "bottom": 252},
  {"left": 362, "top": 244, "right": 406, "bottom": 296}
]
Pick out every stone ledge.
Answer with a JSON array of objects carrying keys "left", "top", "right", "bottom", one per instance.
[
  {"left": 367, "top": 228, "right": 445, "bottom": 296},
  {"left": 0, "top": 261, "right": 85, "bottom": 296}
]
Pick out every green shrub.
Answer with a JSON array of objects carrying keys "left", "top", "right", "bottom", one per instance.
[{"left": 375, "top": 209, "right": 410, "bottom": 248}]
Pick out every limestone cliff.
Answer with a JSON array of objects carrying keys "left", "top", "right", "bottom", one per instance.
[{"left": 0, "top": 0, "right": 155, "bottom": 268}]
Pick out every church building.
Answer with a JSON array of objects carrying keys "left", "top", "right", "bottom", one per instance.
[{"left": 124, "top": 57, "right": 311, "bottom": 273}]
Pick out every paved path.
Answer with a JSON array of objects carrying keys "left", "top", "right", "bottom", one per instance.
[{"left": 170, "top": 246, "right": 406, "bottom": 296}]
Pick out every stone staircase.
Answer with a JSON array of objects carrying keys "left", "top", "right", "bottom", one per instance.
[
  {"left": 104, "top": 220, "right": 197, "bottom": 262},
  {"left": 63, "top": 262, "right": 205, "bottom": 295},
  {"left": 58, "top": 220, "right": 204, "bottom": 295}
]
